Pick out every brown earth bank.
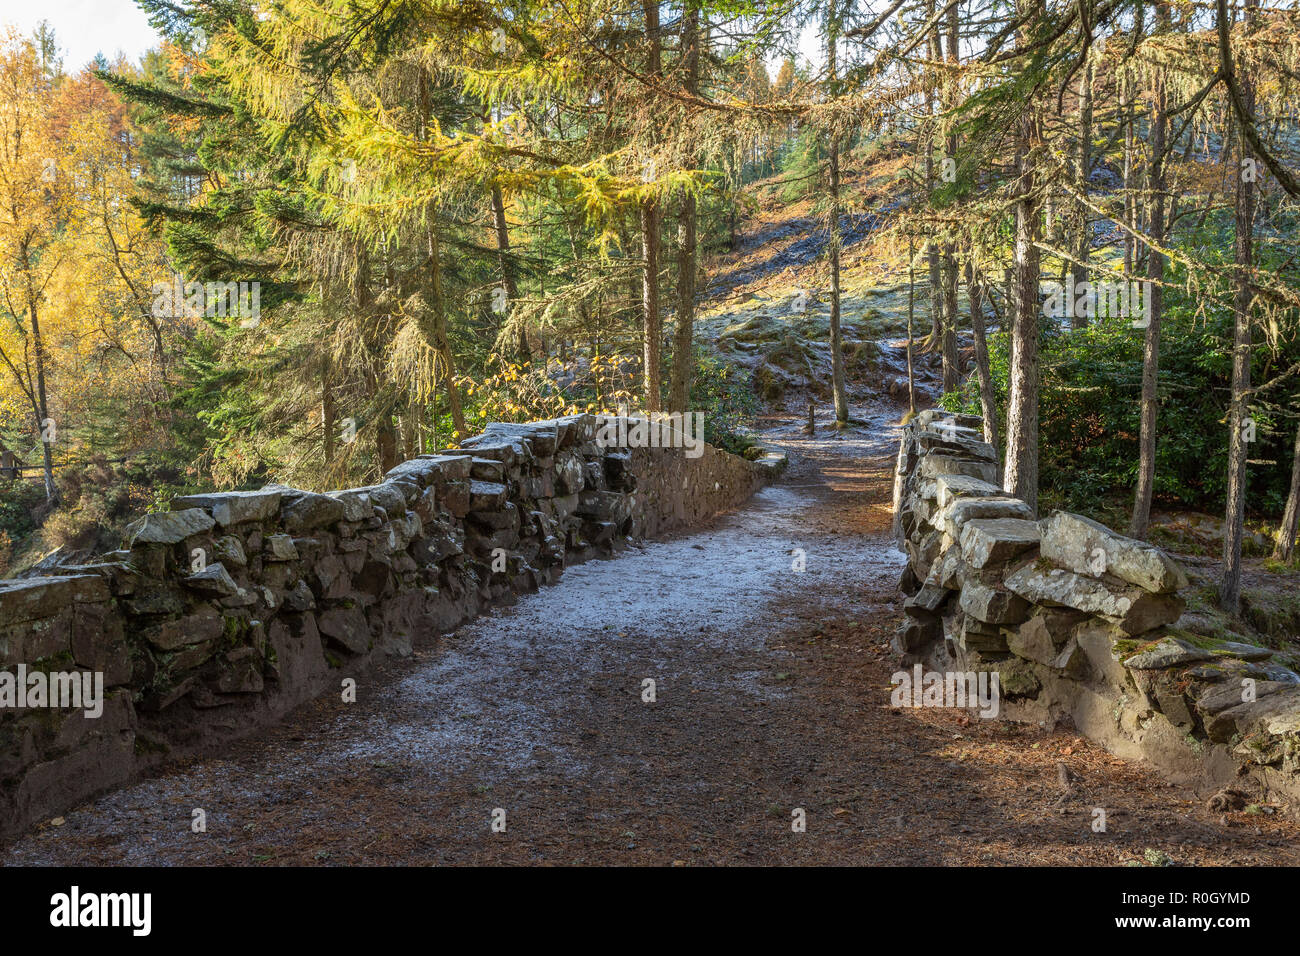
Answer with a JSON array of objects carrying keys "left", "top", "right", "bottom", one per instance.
[{"left": 6, "top": 411, "right": 1300, "bottom": 866}]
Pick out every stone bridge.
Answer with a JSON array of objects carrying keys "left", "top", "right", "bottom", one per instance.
[{"left": 6, "top": 407, "right": 1300, "bottom": 858}]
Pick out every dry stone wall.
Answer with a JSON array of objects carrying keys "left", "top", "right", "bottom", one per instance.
[
  {"left": 895, "top": 409, "right": 1300, "bottom": 810},
  {"left": 0, "top": 414, "right": 782, "bottom": 839}
]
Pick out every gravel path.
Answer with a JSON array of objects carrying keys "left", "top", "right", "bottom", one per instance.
[{"left": 9, "top": 414, "right": 1300, "bottom": 866}]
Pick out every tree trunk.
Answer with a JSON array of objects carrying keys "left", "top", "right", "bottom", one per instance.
[
  {"left": 926, "top": 248, "right": 942, "bottom": 351},
  {"left": 1071, "top": 57, "right": 1093, "bottom": 329},
  {"left": 906, "top": 238, "right": 917, "bottom": 417},
  {"left": 1121, "top": 70, "right": 1135, "bottom": 278},
  {"left": 376, "top": 419, "right": 399, "bottom": 476},
  {"left": 923, "top": 10, "right": 943, "bottom": 350},
  {"left": 939, "top": 1, "right": 960, "bottom": 390},
  {"left": 489, "top": 180, "right": 528, "bottom": 361},
  {"left": 1275, "top": 419, "right": 1300, "bottom": 563},
  {"left": 1004, "top": 10, "right": 1041, "bottom": 514},
  {"left": 669, "top": 195, "right": 696, "bottom": 414},
  {"left": 322, "top": 358, "right": 336, "bottom": 466},
  {"left": 619, "top": 220, "right": 640, "bottom": 332},
  {"left": 826, "top": 7, "right": 849, "bottom": 424},
  {"left": 968, "top": 264, "right": 999, "bottom": 453},
  {"left": 1126, "top": 6, "right": 1147, "bottom": 278},
  {"left": 23, "top": 269, "right": 55, "bottom": 502},
  {"left": 428, "top": 221, "right": 467, "bottom": 439},
  {"left": 1220, "top": 0, "right": 1258, "bottom": 613},
  {"left": 401, "top": 406, "right": 417, "bottom": 461},
  {"left": 418, "top": 74, "right": 465, "bottom": 439},
  {"left": 640, "top": 201, "right": 662, "bottom": 413},
  {"left": 1129, "top": 3, "right": 1170, "bottom": 540},
  {"left": 640, "top": 0, "right": 663, "bottom": 413},
  {"left": 941, "top": 254, "right": 959, "bottom": 393},
  {"left": 669, "top": 2, "right": 699, "bottom": 414}
]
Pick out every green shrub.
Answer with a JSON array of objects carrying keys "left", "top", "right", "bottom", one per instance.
[
  {"left": 0, "top": 480, "right": 49, "bottom": 544},
  {"left": 776, "top": 128, "right": 822, "bottom": 203},
  {"left": 941, "top": 228, "right": 1300, "bottom": 517},
  {"left": 691, "top": 349, "right": 759, "bottom": 455}
]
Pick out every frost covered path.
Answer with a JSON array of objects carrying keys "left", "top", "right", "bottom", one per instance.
[{"left": 9, "top": 415, "right": 1300, "bottom": 865}]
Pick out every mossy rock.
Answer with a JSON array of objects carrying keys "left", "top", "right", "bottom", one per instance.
[
  {"left": 765, "top": 335, "right": 813, "bottom": 375},
  {"left": 1164, "top": 627, "right": 1231, "bottom": 652},
  {"left": 1240, "top": 587, "right": 1300, "bottom": 643},
  {"left": 133, "top": 734, "right": 168, "bottom": 756},
  {"left": 28, "top": 651, "right": 76, "bottom": 673},
  {"left": 792, "top": 315, "right": 828, "bottom": 339},
  {"left": 997, "top": 659, "right": 1041, "bottom": 698},
  {"left": 844, "top": 339, "right": 881, "bottom": 373},
  {"left": 1177, "top": 584, "right": 1244, "bottom": 644},
  {"left": 1111, "top": 637, "right": 1145, "bottom": 660},
  {"left": 752, "top": 365, "right": 785, "bottom": 401},
  {"left": 720, "top": 313, "right": 787, "bottom": 344}
]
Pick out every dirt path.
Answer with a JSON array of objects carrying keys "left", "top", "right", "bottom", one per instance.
[{"left": 8, "top": 414, "right": 1300, "bottom": 866}]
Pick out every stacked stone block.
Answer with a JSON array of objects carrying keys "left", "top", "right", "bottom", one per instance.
[
  {"left": 895, "top": 409, "right": 1300, "bottom": 810},
  {"left": 0, "top": 414, "right": 780, "bottom": 838}
]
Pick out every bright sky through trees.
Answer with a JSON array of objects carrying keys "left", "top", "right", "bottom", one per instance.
[{"left": 1, "top": 0, "right": 159, "bottom": 69}]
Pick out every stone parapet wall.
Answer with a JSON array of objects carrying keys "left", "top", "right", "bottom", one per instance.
[
  {"left": 895, "top": 409, "right": 1300, "bottom": 811},
  {"left": 0, "top": 414, "right": 782, "bottom": 839}
]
